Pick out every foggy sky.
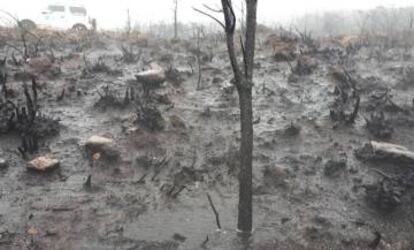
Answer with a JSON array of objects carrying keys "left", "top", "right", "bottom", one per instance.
[{"left": 1, "top": 0, "right": 414, "bottom": 29}]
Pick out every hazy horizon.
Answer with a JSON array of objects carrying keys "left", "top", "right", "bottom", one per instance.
[{"left": 1, "top": 0, "right": 414, "bottom": 29}]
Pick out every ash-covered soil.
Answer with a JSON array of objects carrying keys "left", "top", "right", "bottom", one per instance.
[{"left": 1, "top": 27, "right": 414, "bottom": 250}]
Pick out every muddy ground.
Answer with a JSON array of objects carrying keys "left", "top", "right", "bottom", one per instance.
[{"left": 1, "top": 27, "right": 414, "bottom": 250}]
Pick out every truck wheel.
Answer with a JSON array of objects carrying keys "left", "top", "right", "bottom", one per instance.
[
  {"left": 72, "top": 24, "right": 87, "bottom": 32},
  {"left": 19, "top": 19, "right": 36, "bottom": 31}
]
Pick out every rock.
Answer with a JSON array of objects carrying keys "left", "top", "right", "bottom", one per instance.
[
  {"left": 27, "top": 225, "right": 39, "bottom": 236},
  {"left": 135, "top": 69, "right": 166, "bottom": 86},
  {"left": 28, "top": 156, "right": 60, "bottom": 171},
  {"left": 85, "top": 135, "right": 120, "bottom": 160},
  {"left": 0, "top": 158, "right": 7, "bottom": 169},
  {"left": 324, "top": 153, "right": 347, "bottom": 176},
  {"left": 169, "top": 115, "right": 186, "bottom": 129},
  {"left": 86, "top": 135, "right": 113, "bottom": 146},
  {"left": 355, "top": 141, "right": 414, "bottom": 165},
  {"left": 136, "top": 68, "right": 166, "bottom": 95}
]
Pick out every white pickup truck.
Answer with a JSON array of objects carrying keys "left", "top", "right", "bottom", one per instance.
[{"left": 18, "top": 3, "right": 94, "bottom": 31}]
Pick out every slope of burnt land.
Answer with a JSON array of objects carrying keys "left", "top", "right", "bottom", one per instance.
[{"left": 0, "top": 28, "right": 414, "bottom": 249}]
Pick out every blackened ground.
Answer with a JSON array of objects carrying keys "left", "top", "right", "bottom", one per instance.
[{"left": 0, "top": 28, "right": 414, "bottom": 249}]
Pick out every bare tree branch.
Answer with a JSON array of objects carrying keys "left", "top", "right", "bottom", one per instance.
[
  {"left": 220, "top": 0, "right": 243, "bottom": 86},
  {"left": 206, "top": 193, "right": 221, "bottom": 230},
  {"left": 202, "top": 4, "right": 223, "bottom": 13},
  {"left": 192, "top": 7, "right": 225, "bottom": 29}
]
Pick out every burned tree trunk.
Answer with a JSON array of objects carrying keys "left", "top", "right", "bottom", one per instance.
[
  {"left": 194, "top": 0, "right": 258, "bottom": 234},
  {"left": 237, "top": 86, "right": 254, "bottom": 232},
  {"left": 173, "top": 0, "right": 179, "bottom": 39},
  {"left": 222, "top": 0, "right": 257, "bottom": 233}
]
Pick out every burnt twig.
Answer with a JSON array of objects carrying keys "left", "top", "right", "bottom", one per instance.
[
  {"left": 192, "top": 7, "right": 225, "bottom": 29},
  {"left": 171, "top": 185, "right": 186, "bottom": 198},
  {"left": 347, "top": 96, "right": 360, "bottom": 124},
  {"left": 206, "top": 193, "right": 221, "bottom": 230},
  {"left": 57, "top": 89, "right": 65, "bottom": 102},
  {"left": 151, "top": 156, "right": 169, "bottom": 181},
  {"left": 201, "top": 235, "right": 209, "bottom": 249}
]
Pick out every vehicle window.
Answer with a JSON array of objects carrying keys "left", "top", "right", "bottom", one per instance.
[
  {"left": 70, "top": 7, "right": 87, "bottom": 16},
  {"left": 48, "top": 5, "right": 65, "bottom": 12}
]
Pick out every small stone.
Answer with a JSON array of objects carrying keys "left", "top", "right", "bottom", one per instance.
[
  {"left": 169, "top": 115, "right": 186, "bottom": 129},
  {"left": 85, "top": 135, "right": 120, "bottom": 160},
  {"left": 0, "top": 158, "right": 7, "bottom": 169},
  {"left": 28, "top": 156, "right": 60, "bottom": 171},
  {"left": 86, "top": 135, "right": 113, "bottom": 147},
  {"left": 27, "top": 225, "right": 39, "bottom": 236}
]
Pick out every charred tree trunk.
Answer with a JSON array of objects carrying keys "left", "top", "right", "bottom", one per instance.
[
  {"left": 221, "top": 0, "right": 258, "bottom": 233},
  {"left": 126, "top": 8, "right": 131, "bottom": 36},
  {"left": 194, "top": 0, "right": 258, "bottom": 234},
  {"left": 237, "top": 85, "right": 253, "bottom": 232},
  {"left": 173, "top": 0, "right": 178, "bottom": 39}
]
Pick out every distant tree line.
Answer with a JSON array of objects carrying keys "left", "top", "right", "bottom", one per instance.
[{"left": 292, "top": 6, "right": 414, "bottom": 38}]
